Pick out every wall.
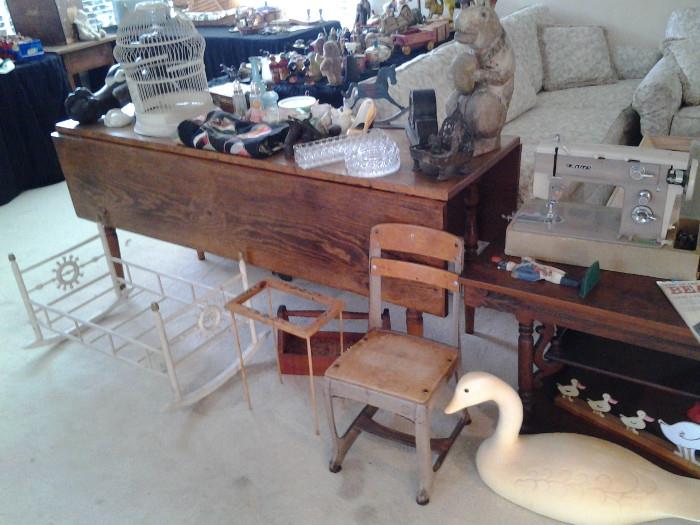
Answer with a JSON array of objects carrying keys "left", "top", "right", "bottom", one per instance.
[{"left": 495, "top": 0, "right": 698, "bottom": 48}]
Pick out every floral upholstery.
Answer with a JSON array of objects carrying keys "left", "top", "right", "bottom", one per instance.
[
  {"left": 671, "top": 105, "right": 700, "bottom": 137},
  {"left": 611, "top": 45, "right": 661, "bottom": 80},
  {"left": 504, "top": 80, "right": 640, "bottom": 203},
  {"left": 664, "top": 39, "right": 700, "bottom": 106},
  {"left": 632, "top": 56, "right": 683, "bottom": 136},
  {"left": 539, "top": 25, "right": 617, "bottom": 91},
  {"left": 664, "top": 8, "right": 700, "bottom": 43}
]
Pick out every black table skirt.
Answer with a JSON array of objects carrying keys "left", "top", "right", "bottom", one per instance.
[
  {"left": 0, "top": 53, "right": 70, "bottom": 205},
  {"left": 199, "top": 21, "right": 341, "bottom": 80}
]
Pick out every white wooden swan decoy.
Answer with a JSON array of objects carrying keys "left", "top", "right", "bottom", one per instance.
[
  {"left": 587, "top": 393, "right": 618, "bottom": 417},
  {"left": 445, "top": 372, "right": 700, "bottom": 525},
  {"left": 659, "top": 419, "right": 700, "bottom": 466},
  {"left": 557, "top": 378, "right": 586, "bottom": 402},
  {"left": 620, "top": 410, "right": 654, "bottom": 435}
]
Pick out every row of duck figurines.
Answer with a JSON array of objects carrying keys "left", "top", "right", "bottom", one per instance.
[{"left": 558, "top": 377, "right": 700, "bottom": 466}]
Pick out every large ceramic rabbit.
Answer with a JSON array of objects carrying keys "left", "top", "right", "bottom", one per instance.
[{"left": 447, "top": 0, "right": 514, "bottom": 156}]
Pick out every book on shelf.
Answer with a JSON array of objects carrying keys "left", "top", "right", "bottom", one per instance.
[{"left": 657, "top": 280, "right": 700, "bottom": 344}]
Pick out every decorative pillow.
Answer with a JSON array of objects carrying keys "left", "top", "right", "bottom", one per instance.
[
  {"left": 539, "top": 25, "right": 617, "bottom": 91},
  {"left": 665, "top": 38, "right": 700, "bottom": 106},
  {"left": 611, "top": 45, "right": 661, "bottom": 80},
  {"left": 632, "top": 55, "right": 683, "bottom": 136},
  {"left": 664, "top": 8, "right": 700, "bottom": 44},
  {"left": 500, "top": 4, "right": 553, "bottom": 94},
  {"left": 506, "top": 62, "right": 537, "bottom": 123}
]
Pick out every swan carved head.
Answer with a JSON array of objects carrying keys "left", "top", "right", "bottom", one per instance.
[{"left": 445, "top": 371, "right": 503, "bottom": 413}]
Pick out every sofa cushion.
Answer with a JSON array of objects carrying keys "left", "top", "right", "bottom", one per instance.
[
  {"left": 665, "top": 38, "right": 700, "bottom": 106},
  {"left": 503, "top": 80, "right": 640, "bottom": 203},
  {"left": 539, "top": 25, "right": 617, "bottom": 91},
  {"left": 632, "top": 55, "right": 683, "bottom": 136},
  {"left": 500, "top": 4, "right": 553, "bottom": 93},
  {"left": 611, "top": 45, "right": 661, "bottom": 80},
  {"left": 506, "top": 62, "right": 537, "bottom": 123},
  {"left": 671, "top": 105, "right": 700, "bottom": 136},
  {"left": 664, "top": 7, "right": 700, "bottom": 44}
]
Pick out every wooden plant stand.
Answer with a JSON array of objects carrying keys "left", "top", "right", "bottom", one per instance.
[
  {"left": 275, "top": 306, "right": 391, "bottom": 376},
  {"left": 226, "top": 279, "right": 345, "bottom": 435}
]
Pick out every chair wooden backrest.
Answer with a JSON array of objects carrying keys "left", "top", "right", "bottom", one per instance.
[{"left": 368, "top": 224, "right": 464, "bottom": 346}]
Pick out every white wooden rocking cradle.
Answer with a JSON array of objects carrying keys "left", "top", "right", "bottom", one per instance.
[{"left": 9, "top": 225, "right": 269, "bottom": 409}]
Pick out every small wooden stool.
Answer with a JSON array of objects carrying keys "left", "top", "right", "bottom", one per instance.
[{"left": 226, "top": 279, "right": 345, "bottom": 435}]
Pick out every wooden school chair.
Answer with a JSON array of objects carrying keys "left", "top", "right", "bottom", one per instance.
[{"left": 324, "top": 223, "right": 470, "bottom": 505}]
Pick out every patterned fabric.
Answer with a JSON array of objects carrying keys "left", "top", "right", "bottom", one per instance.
[
  {"left": 632, "top": 55, "right": 683, "bottom": 136},
  {"left": 671, "top": 105, "right": 700, "bottom": 137},
  {"left": 665, "top": 38, "right": 700, "bottom": 106},
  {"left": 539, "top": 25, "right": 617, "bottom": 91},
  {"left": 501, "top": 4, "right": 553, "bottom": 93},
  {"left": 504, "top": 80, "right": 640, "bottom": 203},
  {"left": 506, "top": 61, "right": 537, "bottom": 123},
  {"left": 611, "top": 45, "right": 661, "bottom": 80},
  {"left": 664, "top": 8, "right": 700, "bottom": 43}
]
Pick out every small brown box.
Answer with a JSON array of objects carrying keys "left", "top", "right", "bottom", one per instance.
[{"left": 6, "top": 0, "right": 83, "bottom": 46}]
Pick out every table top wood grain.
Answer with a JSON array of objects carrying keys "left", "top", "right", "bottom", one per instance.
[{"left": 54, "top": 119, "right": 520, "bottom": 202}]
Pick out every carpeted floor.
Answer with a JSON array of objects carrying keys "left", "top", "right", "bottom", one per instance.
[{"left": 0, "top": 182, "right": 686, "bottom": 525}]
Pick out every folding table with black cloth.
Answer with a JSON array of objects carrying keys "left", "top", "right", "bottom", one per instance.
[{"left": 0, "top": 54, "right": 70, "bottom": 205}]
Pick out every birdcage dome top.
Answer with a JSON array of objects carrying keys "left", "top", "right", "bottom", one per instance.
[{"left": 112, "top": 1, "right": 213, "bottom": 137}]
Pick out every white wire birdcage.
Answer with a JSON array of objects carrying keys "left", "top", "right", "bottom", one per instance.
[{"left": 114, "top": 1, "right": 214, "bottom": 137}]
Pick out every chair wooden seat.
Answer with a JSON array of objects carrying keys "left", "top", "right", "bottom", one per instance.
[{"left": 326, "top": 329, "right": 458, "bottom": 404}]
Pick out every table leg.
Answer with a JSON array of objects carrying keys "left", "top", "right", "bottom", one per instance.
[
  {"left": 196, "top": 249, "right": 205, "bottom": 260},
  {"left": 464, "top": 305, "right": 475, "bottom": 335},
  {"left": 464, "top": 184, "right": 479, "bottom": 261},
  {"left": 517, "top": 317, "right": 535, "bottom": 416},
  {"left": 104, "top": 226, "right": 124, "bottom": 280},
  {"left": 464, "top": 185, "right": 479, "bottom": 333},
  {"left": 406, "top": 308, "right": 424, "bottom": 337}
]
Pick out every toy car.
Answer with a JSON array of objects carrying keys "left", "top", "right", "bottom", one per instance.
[{"left": 393, "top": 27, "right": 436, "bottom": 55}]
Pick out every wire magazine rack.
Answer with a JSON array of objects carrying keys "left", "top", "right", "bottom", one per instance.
[{"left": 9, "top": 225, "right": 269, "bottom": 409}]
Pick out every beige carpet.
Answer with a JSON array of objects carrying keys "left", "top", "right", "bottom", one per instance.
[{"left": 0, "top": 182, "right": 686, "bottom": 525}]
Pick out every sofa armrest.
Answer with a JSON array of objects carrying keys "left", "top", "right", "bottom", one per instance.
[{"left": 632, "top": 55, "right": 683, "bottom": 136}]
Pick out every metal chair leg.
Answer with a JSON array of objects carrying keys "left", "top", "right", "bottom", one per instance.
[
  {"left": 326, "top": 384, "right": 377, "bottom": 473},
  {"left": 415, "top": 404, "right": 434, "bottom": 505}
]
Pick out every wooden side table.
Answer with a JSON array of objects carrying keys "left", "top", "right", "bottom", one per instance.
[
  {"left": 226, "top": 279, "right": 345, "bottom": 435},
  {"left": 45, "top": 35, "right": 117, "bottom": 89},
  {"left": 460, "top": 237, "right": 699, "bottom": 473}
]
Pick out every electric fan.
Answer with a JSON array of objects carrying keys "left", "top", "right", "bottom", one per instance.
[{"left": 114, "top": 2, "right": 214, "bottom": 137}]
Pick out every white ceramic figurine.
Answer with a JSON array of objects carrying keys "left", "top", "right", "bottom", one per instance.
[{"left": 445, "top": 372, "right": 700, "bottom": 525}]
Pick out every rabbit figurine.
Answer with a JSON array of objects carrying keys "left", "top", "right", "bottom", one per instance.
[{"left": 447, "top": 0, "right": 514, "bottom": 156}]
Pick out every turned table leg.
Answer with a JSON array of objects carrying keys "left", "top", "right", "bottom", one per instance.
[
  {"left": 196, "top": 249, "right": 206, "bottom": 260},
  {"left": 464, "top": 185, "right": 479, "bottom": 332},
  {"left": 104, "top": 226, "right": 124, "bottom": 280},
  {"left": 517, "top": 317, "right": 535, "bottom": 416},
  {"left": 406, "top": 308, "right": 424, "bottom": 337}
]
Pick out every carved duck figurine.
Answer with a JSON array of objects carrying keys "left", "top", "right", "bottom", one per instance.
[
  {"left": 445, "top": 372, "right": 700, "bottom": 525},
  {"left": 556, "top": 378, "right": 586, "bottom": 402},
  {"left": 659, "top": 419, "right": 700, "bottom": 466},
  {"left": 587, "top": 393, "right": 618, "bottom": 417},
  {"left": 619, "top": 410, "right": 654, "bottom": 435}
]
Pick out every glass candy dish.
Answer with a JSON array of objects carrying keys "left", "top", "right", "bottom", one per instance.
[
  {"left": 293, "top": 130, "right": 401, "bottom": 178},
  {"left": 344, "top": 133, "right": 401, "bottom": 178}
]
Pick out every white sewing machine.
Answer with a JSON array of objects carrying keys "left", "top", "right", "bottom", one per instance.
[{"left": 505, "top": 142, "right": 700, "bottom": 280}]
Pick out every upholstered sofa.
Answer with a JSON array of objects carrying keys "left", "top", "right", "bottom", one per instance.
[
  {"left": 632, "top": 7, "right": 700, "bottom": 139},
  {"left": 368, "top": 4, "right": 660, "bottom": 204}
]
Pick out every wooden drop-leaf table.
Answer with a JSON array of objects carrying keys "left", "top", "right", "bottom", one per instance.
[{"left": 52, "top": 121, "right": 521, "bottom": 331}]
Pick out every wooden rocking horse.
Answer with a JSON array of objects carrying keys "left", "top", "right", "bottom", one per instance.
[{"left": 343, "top": 65, "right": 408, "bottom": 128}]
